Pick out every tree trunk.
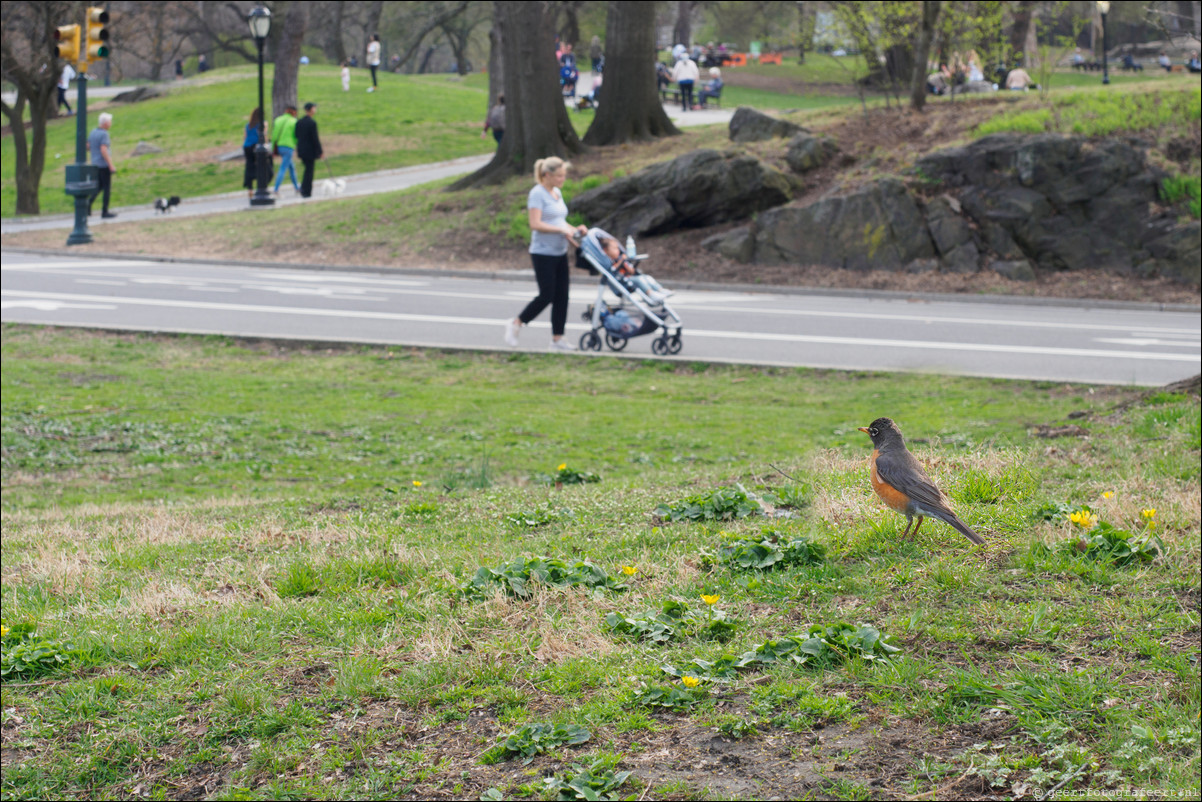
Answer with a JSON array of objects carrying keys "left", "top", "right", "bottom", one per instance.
[
  {"left": 365, "top": 0, "right": 384, "bottom": 59},
  {"left": 796, "top": 1, "right": 808, "bottom": 64},
  {"left": 583, "top": 1, "right": 680, "bottom": 146},
  {"left": 449, "top": 0, "right": 582, "bottom": 189},
  {"left": 1009, "top": 0, "right": 1036, "bottom": 65},
  {"left": 1, "top": 0, "right": 70, "bottom": 215},
  {"left": 673, "top": 0, "right": 693, "bottom": 48},
  {"left": 909, "top": 0, "right": 941, "bottom": 111},
  {"left": 560, "top": 0, "right": 581, "bottom": 46},
  {"left": 487, "top": 21, "right": 504, "bottom": 107},
  {"left": 1023, "top": 4, "right": 1039, "bottom": 71},
  {"left": 327, "top": 1, "right": 348, "bottom": 65},
  {"left": 271, "top": 2, "right": 307, "bottom": 120}
]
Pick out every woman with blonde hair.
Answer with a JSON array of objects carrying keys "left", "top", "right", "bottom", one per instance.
[{"left": 504, "top": 157, "right": 589, "bottom": 351}]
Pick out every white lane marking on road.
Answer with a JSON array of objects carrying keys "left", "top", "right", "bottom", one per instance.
[
  {"left": 3, "top": 289, "right": 1198, "bottom": 363},
  {"left": 13, "top": 262, "right": 1197, "bottom": 337},
  {"left": 75, "top": 279, "right": 126, "bottom": 286},
  {"left": 1094, "top": 337, "right": 1202, "bottom": 347},
  {"left": 1, "top": 299, "right": 116, "bottom": 311}
]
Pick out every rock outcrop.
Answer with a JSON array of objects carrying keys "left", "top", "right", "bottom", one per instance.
[
  {"left": 728, "top": 106, "right": 807, "bottom": 142},
  {"left": 703, "top": 133, "right": 1199, "bottom": 284},
  {"left": 785, "top": 133, "right": 838, "bottom": 174},
  {"left": 569, "top": 149, "right": 794, "bottom": 238}
]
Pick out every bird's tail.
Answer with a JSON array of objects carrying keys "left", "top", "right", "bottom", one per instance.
[{"left": 938, "top": 511, "right": 986, "bottom": 546}]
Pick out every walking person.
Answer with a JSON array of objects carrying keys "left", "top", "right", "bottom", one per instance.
[
  {"left": 57, "top": 62, "right": 75, "bottom": 116},
  {"left": 482, "top": 94, "right": 505, "bottom": 144},
  {"left": 589, "top": 35, "right": 603, "bottom": 73},
  {"left": 271, "top": 105, "right": 300, "bottom": 196},
  {"left": 295, "top": 103, "right": 323, "bottom": 199},
  {"left": 504, "top": 157, "right": 589, "bottom": 352},
  {"left": 242, "top": 107, "right": 262, "bottom": 199},
  {"left": 366, "top": 34, "right": 381, "bottom": 92},
  {"left": 671, "top": 52, "right": 699, "bottom": 112},
  {"left": 86, "top": 113, "right": 117, "bottom": 218}
]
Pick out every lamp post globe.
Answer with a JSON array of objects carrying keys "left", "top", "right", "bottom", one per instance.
[{"left": 248, "top": 6, "right": 274, "bottom": 206}]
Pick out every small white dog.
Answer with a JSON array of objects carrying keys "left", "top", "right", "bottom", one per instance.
[{"left": 318, "top": 178, "right": 347, "bottom": 197}]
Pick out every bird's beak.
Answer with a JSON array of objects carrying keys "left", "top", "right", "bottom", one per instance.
[{"left": 857, "top": 427, "right": 870, "bottom": 434}]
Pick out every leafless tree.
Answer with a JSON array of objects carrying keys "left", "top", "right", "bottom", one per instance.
[
  {"left": 1, "top": 0, "right": 73, "bottom": 215},
  {"left": 110, "top": 1, "right": 194, "bottom": 81}
]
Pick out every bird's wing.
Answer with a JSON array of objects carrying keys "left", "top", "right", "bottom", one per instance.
[{"left": 873, "top": 449, "right": 952, "bottom": 514}]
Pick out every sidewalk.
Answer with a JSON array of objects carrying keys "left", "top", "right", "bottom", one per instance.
[{"left": 2, "top": 97, "right": 733, "bottom": 236}]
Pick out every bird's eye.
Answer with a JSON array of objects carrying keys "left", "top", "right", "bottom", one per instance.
[{"left": 870, "top": 428, "right": 878, "bottom": 436}]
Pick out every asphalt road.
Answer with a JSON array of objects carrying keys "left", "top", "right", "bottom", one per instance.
[{"left": 3, "top": 251, "right": 1198, "bottom": 387}]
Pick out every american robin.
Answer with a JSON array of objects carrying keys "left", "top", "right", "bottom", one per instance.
[{"left": 858, "top": 417, "right": 986, "bottom": 546}]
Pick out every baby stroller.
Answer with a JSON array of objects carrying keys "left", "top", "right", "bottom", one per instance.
[{"left": 576, "top": 228, "right": 683, "bottom": 355}]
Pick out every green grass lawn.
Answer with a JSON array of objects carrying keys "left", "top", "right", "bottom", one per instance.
[
  {"left": 2, "top": 327, "right": 1198, "bottom": 800},
  {"left": 1, "top": 65, "right": 501, "bottom": 218}
]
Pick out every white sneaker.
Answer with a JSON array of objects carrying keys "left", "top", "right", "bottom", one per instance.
[
  {"left": 549, "top": 338, "right": 575, "bottom": 352},
  {"left": 367, "top": 87, "right": 375, "bottom": 93},
  {"left": 504, "top": 319, "right": 521, "bottom": 346}
]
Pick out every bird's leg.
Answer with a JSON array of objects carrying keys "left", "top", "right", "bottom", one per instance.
[
  {"left": 911, "top": 516, "right": 924, "bottom": 540},
  {"left": 900, "top": 515, "right": 914, "bottom": 540}
]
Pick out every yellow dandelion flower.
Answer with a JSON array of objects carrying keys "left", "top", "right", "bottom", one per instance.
[
  {"left": 0, "top": 625, "right": 8, "bottom": 638},
  {"left": 1101, "top": 491, "right": 1114, "bottom": 499},
  {"left": 557, "top": 463, "right": 567, "bottom": 472},
  {"left": 700, "top": 594, "right": 720, "bottom": 606},
  {"left": 1068, "top": 510, "right": 1098, "bottom": 529},
  {"left": 681, "top": 676, "right": 701, "bottom": 688},
  {"left": 1141, "top": 508, "right": 1156, "bottom": 520},
  {"left": 620, "top": 565, "right": 638, "bottom": 576},
  {"left": 412, "top": 480, "right": 423, "bottom": 488}
]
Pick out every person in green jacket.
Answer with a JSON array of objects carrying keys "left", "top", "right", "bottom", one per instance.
[{"left": 271, "top": 105, "right": 300, "bottom": 195}]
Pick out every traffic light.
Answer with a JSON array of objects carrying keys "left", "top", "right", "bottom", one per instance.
[
  {"left": 85, "top": 6, "right": 110, "bottom": 61},
  {"left": 54, "top": 24, "right": 81, "bottom": 63}
]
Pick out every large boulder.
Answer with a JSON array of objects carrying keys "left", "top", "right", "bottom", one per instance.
[
  {"left": 914, "top": 133, "right": 1191, "bottom": 278},
  {"left": 785, "top": 133, "right": 837, "bottom": 174},
  {"left": 751, "top": 178, "right": 936, "bottom": 271},
  {"left": 729, "top": 106, "right": 807, "bottom": 142},
  {"left": 569, "top": 149, "right": 794, "bottom": 238}
]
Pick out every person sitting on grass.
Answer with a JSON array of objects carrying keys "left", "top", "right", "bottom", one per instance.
[
  {"left": 695, "top": 67, "right": 723, "bottom": 109},
  {"left": 1187, "top": 51, "right": 1201, "bottom": 73},
  {"left": 1004, "top": 66, "right": 1034, "bottom": 90}
]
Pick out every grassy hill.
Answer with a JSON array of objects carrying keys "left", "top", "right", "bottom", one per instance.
[
  {"left": 1, "top": 327, "right": 1198, "bottom": 799},
  {"left": 1, "top": 65, "right": 502, "bottom": 217}
]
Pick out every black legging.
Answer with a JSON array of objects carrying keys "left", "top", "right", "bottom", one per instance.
[
  {"left": 243, "top": 145, "right": 256, "bottom": 190},
  {"left": 519, "top": 253, "right": 570, "bottom": 336},
  {"left": 370, "top": 64, "right": 378, "bottom": 86}
]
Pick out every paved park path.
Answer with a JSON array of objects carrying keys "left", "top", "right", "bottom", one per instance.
[{"left": 2, "top": 96, "right": 734, "bottom": 236}]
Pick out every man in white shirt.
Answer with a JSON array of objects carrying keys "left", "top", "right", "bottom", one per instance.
[{"left": 58, "top": 63, "right": 76, "bottom": 116}]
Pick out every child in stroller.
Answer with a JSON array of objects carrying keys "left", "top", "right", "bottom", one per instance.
[{"left": 596, "top": 233, "right": 672, "bottom": 303}]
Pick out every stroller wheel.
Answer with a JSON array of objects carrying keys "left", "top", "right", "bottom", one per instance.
[
  {"left": 650, "top": 336, "right": 670, "bottom": 356},
  {"left": 580, "top": 331, "right": 602, "bottom": 352},
  {"left": 668, "top": 335, "right": 683, "bottom": 355},
  {"left": 604, "top": 332, "right": 628, "bottom": 352}
]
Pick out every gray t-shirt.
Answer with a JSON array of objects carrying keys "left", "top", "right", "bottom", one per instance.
[
  {"left": 88, "top": 127, "right": 111, "bottom": 168},
  {"left": 528, "top": 183, "right": 569, "bottom": 256}
]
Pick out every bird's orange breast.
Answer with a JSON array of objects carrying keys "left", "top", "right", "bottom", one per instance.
[{"left": 869, "top": 449, "right": 910, "bottom": 513}]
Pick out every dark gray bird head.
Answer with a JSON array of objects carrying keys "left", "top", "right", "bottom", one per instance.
[{"left": 858, "top": 417, "right": 904, "bottom": 448}]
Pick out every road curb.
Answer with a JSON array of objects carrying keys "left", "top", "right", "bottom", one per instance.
[{"left": 3, "top": 246, "right": 1199, "bottom": 313}]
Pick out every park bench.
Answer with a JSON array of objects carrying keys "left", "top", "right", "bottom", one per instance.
[{"left": 659, "top": 88, "right": 721, "bottom": 109}]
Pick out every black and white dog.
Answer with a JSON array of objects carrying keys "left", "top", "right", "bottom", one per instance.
[{"left": 154, "top": 195, "right": 181, "bottom": 214}]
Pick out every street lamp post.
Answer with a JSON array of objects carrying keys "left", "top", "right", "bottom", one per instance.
[
  {"left": 248, "top": 6, "right": 274, "bottom": 206},
  {"left": 1098, "top": 1, "right": 1111, "bottom": 85}
]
